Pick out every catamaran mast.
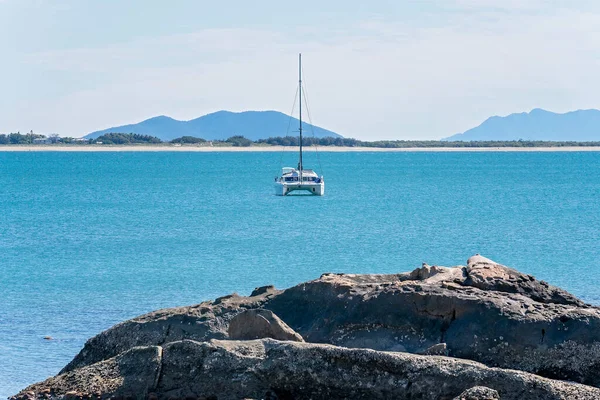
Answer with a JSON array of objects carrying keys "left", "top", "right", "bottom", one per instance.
[{"left": 298, "top": 53, "right": 303, "bottom": 179}]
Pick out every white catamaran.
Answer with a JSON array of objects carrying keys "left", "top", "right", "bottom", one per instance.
[{"left": 274, "top": 54, "right": 325, "bottom": 196}]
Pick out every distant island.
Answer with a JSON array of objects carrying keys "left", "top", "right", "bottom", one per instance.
[
  {"left": 445, "top": 108, "right": 600, "bottom": 141},
  {"left": 85, "top": 110, "right": 342, "bottom": 141}
]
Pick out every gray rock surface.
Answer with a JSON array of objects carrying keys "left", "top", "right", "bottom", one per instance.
[
  {"left": 419, "top": 342, "right": 448, "bottom": 356},
  {"left": 59, "top": 287, "right": 280, "bottom": 374},
  {"left": 19, "top": 255, "right": 600, "bottom": 398},
  {"left": 453, "top": 386, "right": 500, "bottom": 400},
  {"left": 228, "top": 309, "right": 304, "bottom": 342},
  {"left": 464, "top": 255, "right": 584, "bottom": 306},
  {"left": 14, "top": 339, "right": 600, "bottom": 400},
  {"left": 265, "top": 257, "right": 600, "bottom": 385}
]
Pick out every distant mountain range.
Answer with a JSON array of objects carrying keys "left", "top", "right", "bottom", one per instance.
[
  {"left": 85, "top": 110, "right": 342, "bottom": 141},
  {"left": 444, "top": 109, "right": 600, "bottom": 141}
]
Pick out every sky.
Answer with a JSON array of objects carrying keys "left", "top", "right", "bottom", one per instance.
[{"left": 1, "top": 0, "right": 600, "bottom": 140}]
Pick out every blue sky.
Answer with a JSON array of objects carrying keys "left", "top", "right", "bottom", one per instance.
[{"left": 2, "top": 0, "right": 600, "bottom": 139}]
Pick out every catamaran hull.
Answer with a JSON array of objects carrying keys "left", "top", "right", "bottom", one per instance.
[{"left": 275, "top": 182, "right": 325, "bottom": 196}]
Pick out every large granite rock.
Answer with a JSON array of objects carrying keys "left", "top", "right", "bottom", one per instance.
[
  {"left": 228, "top": 309, "right": 304, "bottom": 342},
  {"left": 60, "top": 287, "right": 280, "bottom": 373},
  {"left": 264, "top": 255, "right": 600, "bottom": 385},
  {"left": 464, "top": 255, "right": 584, "bottom": 306},
  {"left": 22, "top": 255, "right": 600, "bottom": 397},
  {"left": 14, "top": 339, "right": 600, "bottom": 400}
]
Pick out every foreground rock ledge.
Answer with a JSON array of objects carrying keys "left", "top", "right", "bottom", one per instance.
[
  {"left": 14, "top": 339, "right": 600, "bottom": 400},
  {"left": 13, "top": 255, "right": 600, "bottom": 399}
]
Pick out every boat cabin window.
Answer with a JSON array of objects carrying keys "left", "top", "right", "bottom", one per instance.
[{"left": 284, "top": 177, "right": 299, "bottom": 182}]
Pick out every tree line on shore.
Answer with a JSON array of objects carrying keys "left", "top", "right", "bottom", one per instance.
[
  {"left": 0, "top": 132, "right": 52, "bottom": 144},
  {"left": 258, "top": 136, "right": 600, "bottom": 147},
  {"left": 2, "top": 131, "right": 600, "bottom": 147}
]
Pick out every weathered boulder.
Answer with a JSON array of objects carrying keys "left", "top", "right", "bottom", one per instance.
[
  {"left": 409, "top": 263, "right": 458, "bottom": 282},
  {"left": 419, "top": 342, "right": 448, "bottom": 356},
  {"left": 60, "top": 288, "right": 279, "bottom": 373},
  {"left": 56, "top": 255, "right": 600, "bottom": 389},
  {"left": 265, "top": 258, "right": 600, "bottom": 385},
  {"left": 14, "top": 339, "right": 600, "bottom": 400},
  {"left": 228, "top": 309, "right": 304, "bottom": 342},
  {"left": 453, "top": 386, "right": 500, "bottom": 400},
  {"left": 465, "top": 255, "right": 584, "bottom": 306},
  {"left": 13, "top": 346, "right": 162, "bottom": 399}
]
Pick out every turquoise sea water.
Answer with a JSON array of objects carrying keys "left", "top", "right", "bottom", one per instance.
[{"left": 1, "top": 151, "right": 600, "bottom": 397}]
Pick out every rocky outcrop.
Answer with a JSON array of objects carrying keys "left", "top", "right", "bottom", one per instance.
[
  {"left": 17, "top": 346, "right": 163, "bottom": 398},
  {"left": 59, "top": 287, "right": 280, "bottom": 374},
  {"left": 15, "top": 255, "right": 600, "bottom": 399},
  {"left": 464, "top": 255, "right": 584, "bottom": 306},
  {"left": 453, "top": 386, "right": 500, "bottom": 400},
  {"left": 264, "top": 257, "right": 600, "bottom": 385},
  {"left": 228, "top": 309, "right": 304, "bottom": 342},
  {"left": 15, "top": 339, "right": 600, "bottom": 400}
]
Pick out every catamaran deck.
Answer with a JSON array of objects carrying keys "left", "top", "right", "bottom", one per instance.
[{"left": 275, "top": 167, "right": 324, "bottom": 196}]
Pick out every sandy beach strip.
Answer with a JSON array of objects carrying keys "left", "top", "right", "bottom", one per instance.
[{"left": 2, "top": 145, "right": 600, "bottom": 152}]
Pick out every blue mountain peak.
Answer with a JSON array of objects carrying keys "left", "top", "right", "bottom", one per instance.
[
  {"left": 85, "top": 110, "right": 342, "bottom": 141},
  {"left": 444, "top": 108, "right": 600, "bottom": 141}
]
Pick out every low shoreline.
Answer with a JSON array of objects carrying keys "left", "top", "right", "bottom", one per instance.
[{"left": 2, "top": 145, "right": 600, "bottom": 152}]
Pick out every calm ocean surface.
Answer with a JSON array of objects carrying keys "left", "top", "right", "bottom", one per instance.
[{"left": 1, "top": 151, "right": 600, "bottom": 397}]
